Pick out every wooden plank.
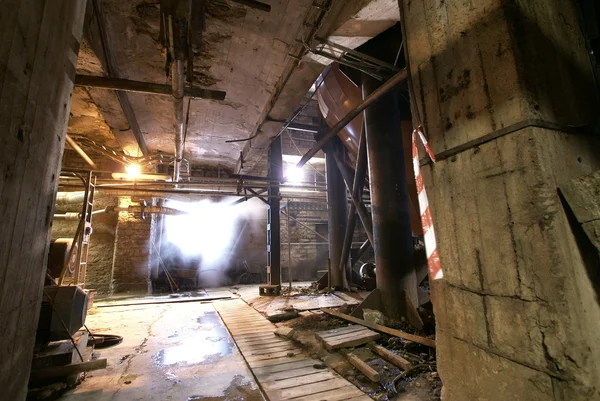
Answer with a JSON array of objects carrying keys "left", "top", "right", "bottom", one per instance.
[
  {"left": 322, "top": 309, "right": 436, "bottom": 348},
  {"left": 322, "top": 329, "right": 377, "bottom": 343},
  {"left": 316, "top": 325, "right": 365, "bottom": 338},
  {"left": 245, "top": 349, "right": 302, "bottom": 362},
  {"left": 245, "top": 344, "right": 297, "bottom": 355},
  {"left": 262, "top": 371, "right": 336, "bottom": 390},
  {"left": 346, "top": 353, "right": 380, "bottom": 382},
  {"left": 317, "top": 330, "right": 380, "bottom": 351},
  {"left": 29, "top": 358, "right": 107, "bottom": 382},
  {"left": 291, "top": 387, "right": 366, "bottom": 401},
  {"left": 248, "top": 355, "right": 308, "bottom": 368},
  {"left": 277, "top": 378, "right": 352, "bottom": 399},
  {"left": 253, "top": 359, "right": 317, "bottom": 376},
  {"left": 256, "top": 366, "right": 328, "bottom": 382},
  {"left": 370, "top": 344, "right": 411, "bottom": 370}
]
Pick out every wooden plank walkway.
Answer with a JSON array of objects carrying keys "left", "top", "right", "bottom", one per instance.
[{"left": 214, "top": 299, "right": 372, "bottom": 401}]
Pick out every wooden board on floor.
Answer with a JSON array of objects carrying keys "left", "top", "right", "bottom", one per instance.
[
  {"left": 214, "top": 299, "right": 371, "bottom": 401},
  {"left": 315, "top": 325, "right": 381, "bottom": 351}
]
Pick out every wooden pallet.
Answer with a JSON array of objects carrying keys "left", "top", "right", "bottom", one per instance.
[
  {"left": 316, "top": 325, "right": 381, "bottom": 351},
  {"left": 214, "top": 299, "right": 372, "bottom": 401}
]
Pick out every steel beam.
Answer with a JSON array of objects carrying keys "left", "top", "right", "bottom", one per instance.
[
  {"left": 267, "top": 136, "right": 282, "bottom": 286},
  {"left": 230, "top": 0, "right": 271, "bottom": 11},
  {"left": 363, "top": 73, "right": 417, "bottom": 320},
  {"left": 324, "top": 138, "right": 348, "bottom": 289},
  {"left": 75, "top": 75, "right": 226, "bottom": 100},
  {"left": 338, "top": 128, "right": 368, "bottom": 280}
]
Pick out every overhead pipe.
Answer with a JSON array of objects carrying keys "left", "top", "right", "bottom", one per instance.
[
  {"left": 297, "top": 68, "right": 408, "bottom": 168},
  {"left": 172, "top": 59, "right": 185, "bottom": 182},
  {"left": 66, "top": 134, "right": 97, "bottom": 169}
]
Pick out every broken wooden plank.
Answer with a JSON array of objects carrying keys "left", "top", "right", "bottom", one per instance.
[
  {"left": 322, "top": 308, "right": 436, "bottom": 348},
  {"left": 369, "top": 344, "right": 411, "bottom": 370},
  {"left": 29, "top": 358, "right": 107, "bottom": 382},
  {"left": 345, "top": 353, "right": 380, "bottom": 383}
]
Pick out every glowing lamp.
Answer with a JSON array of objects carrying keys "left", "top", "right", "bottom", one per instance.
[
  {"left": 285, "top": 165, "right": 304, "bottom": 185},
  {"left": 125, "top": 164, "right": 141, "bottom": 179}
]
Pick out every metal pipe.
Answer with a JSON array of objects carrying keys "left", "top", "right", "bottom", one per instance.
[
  {"left": 172, "top": 59, "right": 185, "bottom": 182},
  {"left": 325, "top": 139, "right": 347, "bottom": 289},
  {"left": 338, "top": 128, "right": 368, "bottom": 280},
  {"left": 363, "top": 73, "right": 417, "bottom": 318},
  {"left": 66, "top": 134, "right": 97, "bottom": 169},
  {"left": 75, "top": 74, "right": 226, "bottom": 100},
  {"left": 333, "top": 152, "right": 374, "bottom": 245},
  {"left": 297, "top": 68, "right": 408, "bottom": 168},
  {"left": 267, "top": 136, "right": 283, "bottom": 286}
]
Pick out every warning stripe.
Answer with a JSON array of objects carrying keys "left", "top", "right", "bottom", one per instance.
[{"left": 412, "top": 126, "right": 443, "bottom": 280}]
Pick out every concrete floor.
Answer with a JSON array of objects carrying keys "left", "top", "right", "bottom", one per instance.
[{"left": 62, "top": 300, "right": 265, "bottom": 401}]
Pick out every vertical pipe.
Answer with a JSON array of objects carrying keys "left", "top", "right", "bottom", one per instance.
[
  {"left": 338, "top": 129, "right": 368, "bottom": 281},
  {"left": 324, "top": 138, "right": 347, "bottom": 288},
  {"left": 267, "top": 137, "right": 282, "bottom": 286},
  {"left": 363, "top": 73, "right": 417, "bottom": 319},
  {"left": 172, "top": 59, "right": 185, "bottom": 181},
  {"left": 287, "top": 202, "right": 292, "bottom": 291}
]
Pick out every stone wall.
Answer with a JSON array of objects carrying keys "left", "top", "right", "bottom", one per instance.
[
  {"left": 112, "top": 197, "right": 154, "bottom": 293},
  {"left": 402, "top": 0, "right": 600, "bottom": 399}
]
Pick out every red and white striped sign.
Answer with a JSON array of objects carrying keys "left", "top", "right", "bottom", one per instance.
[{"left": 412, "top": 126, "right": 443, "bottom": 280}]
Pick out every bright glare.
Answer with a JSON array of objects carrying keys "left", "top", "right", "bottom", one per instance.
[
  {"left": 125, "top": 164, "right": 141, "bottom": 179},
  {"left": 285, "top": 165, "right": 304, "bottom": 185},
  {"left": 164, "top": 200, "right": 240, "bottom": 265}
]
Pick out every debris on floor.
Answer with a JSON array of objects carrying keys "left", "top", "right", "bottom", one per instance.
[{"left": 271, "top": 306, "right": 441, "bottom": 401}]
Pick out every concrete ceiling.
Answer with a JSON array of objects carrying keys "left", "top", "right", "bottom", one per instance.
[{"left": 68, "top": 0, "right": 400, "bottom": 174}]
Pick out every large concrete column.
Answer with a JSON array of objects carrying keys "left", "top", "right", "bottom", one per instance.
[
  {"left": 0, "top": 1, "right": 86, "bottom": 399},
  {"left": 363, "top": 74, "right": 417, "bottom": 319},
  {"left": 401, "top": 0, "right": 600, "bottom": 399},
  {"left": 267, "top": 136, "right": 282, "bottom": 286},
  {"left": 324, "top": 139, "right": 348, "bottom": 288}
]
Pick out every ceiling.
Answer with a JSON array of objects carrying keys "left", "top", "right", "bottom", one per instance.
[{"left": 68, "top": 0, "right": 400, "bottom": 175}]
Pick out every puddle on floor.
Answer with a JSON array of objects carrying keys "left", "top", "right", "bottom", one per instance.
[
  {"left": 186, "top": 375, "right": 265, "bottom": 401},
  {"left": 154, "top": 311, "right": 233, "bottom": 366}
]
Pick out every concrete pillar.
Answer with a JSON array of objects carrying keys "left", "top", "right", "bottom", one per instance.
[
  {"left": 401, "top": 0, "right": 600, "bottom": 399},
  {"left": 0, "top": 1, "right": 86, "bottom": 399},
  {"left": 324, "top": 139, "right": 348, "bottom": 288},
  {"left": 267, "top": 136, "right": 282, "bottom": 286},
  {"left": 363, "top": 74, "right": 417, "bottom": 319}
]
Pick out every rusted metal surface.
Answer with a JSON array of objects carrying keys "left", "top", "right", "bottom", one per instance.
[
  {"left": 324, "top": 139, "right": 347, "bottom": 289},
  {"left": 362, "top": 74, "right": 417, "bottom": 319},
  {"left": 298, "top": 67, "right": 408, "bottom": 168},
  {"left": 267, "top": 136, "right": 282, "bottom": 287}
]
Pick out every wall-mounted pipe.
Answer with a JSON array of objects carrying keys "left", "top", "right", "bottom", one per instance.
[{"left": 66, "top": 134, "right": 97, "bottom": 169}]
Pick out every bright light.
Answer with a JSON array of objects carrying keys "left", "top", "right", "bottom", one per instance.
[
  {"left": 164, "top": 200, "right": 240, "bottom": 265},
  {"left": 125, "top": 164, "right": 141, "bottom": 179},
  {"left": 285, "top": 165, "right": 304, "bottom": 185}
]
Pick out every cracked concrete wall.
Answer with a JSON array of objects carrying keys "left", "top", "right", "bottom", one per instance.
[{"left": 402, "top": 0, "right": 600, "bottom": 399}]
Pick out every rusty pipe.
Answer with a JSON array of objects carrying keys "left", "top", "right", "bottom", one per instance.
[
  {"left": 297, "top": 68, "right": 408, "bottom": 168},
  {"left": 172, "top": 59, "right": 185, "bottom": 182}
]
